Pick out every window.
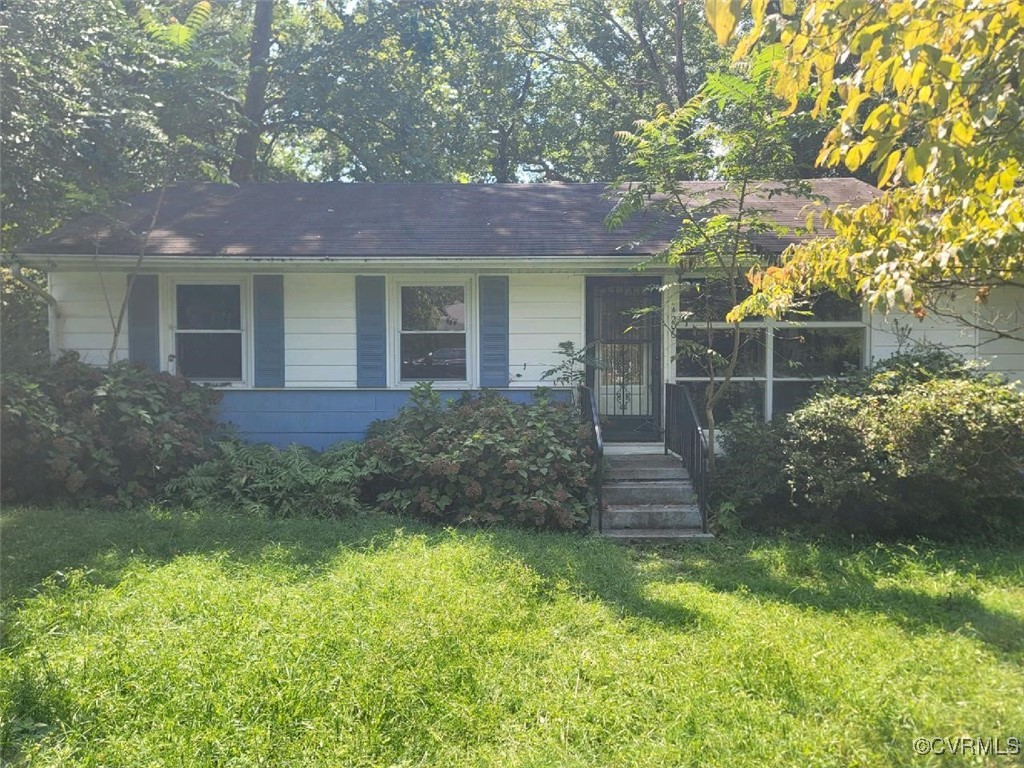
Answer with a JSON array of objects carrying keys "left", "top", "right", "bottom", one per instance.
[
  {"left": 675, "top": 286, "right": 866, "bottom": 422},
  {"left": 174, "top": 283, "right": 244, "bottom": 382},
  {"left": 399, "top": 284, "right": 467, "bottom": 382}
]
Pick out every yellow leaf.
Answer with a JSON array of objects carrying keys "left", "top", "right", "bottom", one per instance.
[
  {"left": 951, "top": 120, "right": 975, "bottom": 146},
  {"left": 877, "top": 150, "right": 901, "bottom": 187},
  {"left": 904, "top": 146, "right": 924, "bottom": 184},
  {"left": 861, "top": 103, "right": 893, "bottom": 133},
  {"left": 751, "top": 0, "right": 768, "bottom": 26},
  {"left": 841, "top": 90, "right": 871, "bottom": 124},
  {"left": 844, "top": 138, "right": 877, "bottom": 171},
  {"left": 705, "top": 0, "right": 744, "bottom": 46}
]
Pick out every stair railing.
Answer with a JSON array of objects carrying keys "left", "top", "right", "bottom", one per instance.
[
  {"left": 664, "top": 383, "right": 708, "bottom": 533},
  {"left": 577, "top": 385, "right": 604, "bottom": 532}
]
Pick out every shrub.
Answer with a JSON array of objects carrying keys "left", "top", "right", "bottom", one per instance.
[
  {"left": 362, "top": 385, "right": 595, "bottom": 530},
  {"left": 713, "top": 350, "right": 1024, "bottom": 536},
  {"left": 1, "top": 353, "right": 221, "bottom": 504},
  {"left": 710, "top": 408, "right": 787, "bottom": 522},
  {"left": 166, "top": 441, "right": 367, "bottom": 518}
]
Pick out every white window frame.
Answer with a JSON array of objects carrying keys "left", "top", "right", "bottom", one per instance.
[
  {"left": 390, "top": 276, "right": 475, "bottom": 389},
  {"left": 673, "top": 310, "right": 869, "bottom": 420},
  {"left": 162, "top": 276, "right": 253, "bottom": 388}
]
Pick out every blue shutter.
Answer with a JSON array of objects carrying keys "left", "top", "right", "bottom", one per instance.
[
  {"left": 127, "top": 274, "right": 160, "bottom": 370},
  {"left": 356, "top": 275, "right": 387, "bottom": 387},
  {"left": 253, "top": 275, "right": 285, "bottom": 387},
  {"left": 478, "top": 276, "right": 509, "bottom": 387}
]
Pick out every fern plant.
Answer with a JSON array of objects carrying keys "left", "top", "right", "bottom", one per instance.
[
  {"left": 137, "top": 1, "right": 212, "bottom": 51},
  {"left": 167, "top": 441, "right": 367, "bottom": 518}
]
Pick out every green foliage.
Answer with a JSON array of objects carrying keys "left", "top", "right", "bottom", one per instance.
[
  {"left": 823, "top": 347, "right": 986, "bottom": 397},
  {"left": 609, "top": 57, "right": 811, "bottom": 464},
  {"left": 711, "top": 408, "right": 787, "bottom": 516},
  {"left": 0, "top": 267, "right": 48, "bottom": 374},
  {"left": 715, "top": 0, "right": 1024, "bottom": 327},
  {"left": 2, "top": 505, "right": 1023, "bottom": 766},
  {"left": 1, "top": 0, "right": 248, "bottom": 248},
  {"left": 540, "top": 340, "right": 602, "bottom": 387},
  {"left": 714, "top": 351, "right": 1024, "bottom": 535},
  {"left": 137, "top": 1, "right": 212, "bottom": 52},
  {"left": 166, "top": 441, "right": 367, "bottom": 518},
  {"left": 0, "top": 353, "right": 221, "bottom": 504},
  {"left": 363, "top": 384, "right": 595, "bottom": 530}
]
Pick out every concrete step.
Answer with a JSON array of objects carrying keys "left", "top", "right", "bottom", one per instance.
[
  {"left": 603, "top": 503, "right": 703, "bottom": 530},
  {"left": 601, "top": 529, "right": 713, "bottom": 542},
  {"left": 604, "top": 442, "right": 665, "bottom": 455},
  {"left": 604, "top": 453, "right": 684, "bottom": 470},
  {"left": 603, "top": 480, "right": 695, "bottom": 507},
  {"left": 606, "top": 465, "right": 689, "bottom": 482}
]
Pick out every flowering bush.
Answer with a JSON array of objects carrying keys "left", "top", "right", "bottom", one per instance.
[
  {"left": 1, "top": 353, "right": 221, "bottom": 504},
  {"left": 362, "top": 385, "right": 595, "bottom": 530}
]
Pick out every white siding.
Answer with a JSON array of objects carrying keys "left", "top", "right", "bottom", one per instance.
[
  {"left": 869, "top": 287, "right": 1024, "bottom": 383},
  {"left": 283, "top": 274, "right": 357, "bottom": 387},
  {"left": 978, "top": 287, "right": 1024, "bottom": 382},
  {"left": 50, "top": 271, "right": 129, "bottom": 365},
  {"left": 508, "top": 273, "right": 584, "bottom": 387}
]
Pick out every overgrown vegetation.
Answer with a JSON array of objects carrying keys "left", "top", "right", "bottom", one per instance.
[
  {"left": 3, "top": 362, "right": 594, "bottom": 531},
  {"left": 1, "top": 505, "right": 1022, "bottom": 767},
  {"left": 0, "top": 267, "right": 48, "bottom": 374},
  {"left": 362, "top": 385, "right": 595, "bottom": 530},
  {"left": 713, "top": 351, "right": 1024, "bottom": 536},
  {"left": 166, "top": 442, "right": 368, "bottom": 518},
  {"left": 0, "top": 353, "right": 221, "bottom": 504}
]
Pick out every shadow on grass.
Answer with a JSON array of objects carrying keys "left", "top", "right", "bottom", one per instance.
[
  {"left": 4, "top": 507, "right": 1021, "bottom": 653},
  {"left": 483, "top": 528, "right": 706, "bottom": 630},
  {"left": 0, "top": 506, "right": 703, "bottom": 633},
  {"left": 649, "top": 537, "right": 1024, "bottom": 655}
]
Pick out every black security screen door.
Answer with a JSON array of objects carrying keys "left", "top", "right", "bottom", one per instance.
[{"left": 586, "top": 277, "right": 662, "bottom": 442}]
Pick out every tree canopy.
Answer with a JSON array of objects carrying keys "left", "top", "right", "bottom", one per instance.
[
  {"left": 1, "top": 0, "right": 735, "bottom": 247},
  {"left": 704, "top": 0, "right": 1024, "bottom": 333}
]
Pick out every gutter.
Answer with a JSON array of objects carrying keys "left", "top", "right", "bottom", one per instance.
[{"left": 12, "top": 252, "right": 671, "bottom": 273}]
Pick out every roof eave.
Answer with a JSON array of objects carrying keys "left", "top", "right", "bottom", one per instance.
[{"left": 15, "top": 251, "right": 673, "bottom": 272}]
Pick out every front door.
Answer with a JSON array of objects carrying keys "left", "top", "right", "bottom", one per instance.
[{"left": 586, "top": 277, "right": 662, "bottom": 442}]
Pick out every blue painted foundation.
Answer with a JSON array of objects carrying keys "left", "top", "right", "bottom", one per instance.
[{"left": 218, "top": 388, "right": 573, "bottom": 450}]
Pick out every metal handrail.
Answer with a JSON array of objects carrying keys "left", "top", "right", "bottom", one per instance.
[
  {"left": 577, "top": 385, "right": 604, "bottom": 532},
  {"left": 664, "top": 383, "right": 709, "bottom": 532}
]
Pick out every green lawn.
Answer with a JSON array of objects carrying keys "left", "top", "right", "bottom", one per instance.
[{"left": 1, "top": 507, "right": 1022, "bottom": 767}]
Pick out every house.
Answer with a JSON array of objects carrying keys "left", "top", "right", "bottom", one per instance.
[{"left": 14, "top": 180, "right": 1024, "bottom": 450}]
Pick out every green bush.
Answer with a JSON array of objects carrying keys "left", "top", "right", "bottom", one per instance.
[
  {"left": 1, "top": 353, "right": 221, "bottom": 504},
  {"left": 711, "top": 408, "right": 787, "bottom": 518},
  {"left": 362, "top": 385, "right": 595, "bottom": 530},
  {"left": 0, "top": 267, "right": 49, "bottom": 375},
  {"left": 166, "top": 441, "right": 368, "bottom": 518},
  {"left": 713, "top": 350, "right": 1024, "bottom": 535}
]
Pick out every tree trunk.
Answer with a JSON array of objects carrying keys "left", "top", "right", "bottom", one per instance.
[
  {"left": 230, "top": 0, "right": 274, "bottom": 183},
  {"left": 674, "top": 0, "right": 688, "bottom": 105},
  {"left": 705, "top": 393, "right": 716, "bottom": 474}
]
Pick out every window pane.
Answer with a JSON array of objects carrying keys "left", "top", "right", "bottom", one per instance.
[
  {"left": 783, "top": 291, "right": 862, "bottom": 321},
  {"left": 684, "top": 381, "right": 765, "bottom": 426},
  {"left": 177, "top": 285, "right": 241, "bottom": 330},
  {"left": 176, "top": 333, "right": 242, "bottom": 380},
  {"left": 401, "top": 334, "right": 466, "bottom": 381},
  {"left": 677, "top": 279, "right": 754, "bottom": 323},
  {"left": 401, "top": 286, "right": 465, "bottom": 331},
  {"left": 676, "top": 329, "right": 766, "bottom": 377},
  {"left": 772, "top": 381, "right": 820, "bottom": 418},
  {"left": 773, "top": 328, "right": 864, "bottom": 377}
]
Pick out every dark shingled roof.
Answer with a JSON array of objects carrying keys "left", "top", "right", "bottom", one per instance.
[{"left": 17, "top": 180, "right": 879, "bottom": 259}]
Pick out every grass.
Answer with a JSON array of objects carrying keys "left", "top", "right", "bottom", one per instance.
[{"left": 1, "top": 506, "right": 1022, "bottom": 767}]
